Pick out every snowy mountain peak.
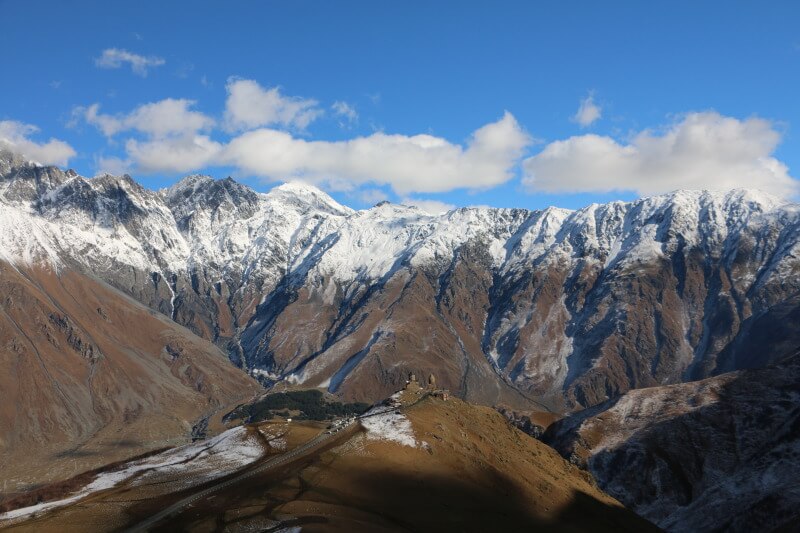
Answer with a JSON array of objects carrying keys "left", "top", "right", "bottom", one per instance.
[
  {"left": 367, "top": 199, "right": 427, "bottom": 216},
  {"left": 0, "top": 161, "right": 73, "bottom": 205},
  {"left": 0, "top": 147, "right": 33, "bottom": 175},
  {"left": 271, "top": 181, "right": 326, "bottom": 195},
  {"left": 166, "top": 174, "right": 259, "bottom": 210},
  {"left": 92, "top": 173, "right": 149, "bottom": 196},
  {"left": 164, "top": 174, "right": 217, "bottom": 199},
  {"left": 632, "top": 188, "right": 788, "bottom": 215},
  {"left": 265, "top": 181, "right": 353, "bottom": 216}
]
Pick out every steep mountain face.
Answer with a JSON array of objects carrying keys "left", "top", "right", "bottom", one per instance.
[
  {"left": 0, "top": 261, "right": 262, "bottom": 494},
  {"left": 543, "top": 352, "right": 800, "bottom": 532},
  {"left": 3, "top": 150, "right": 800, "bottom": 411}
]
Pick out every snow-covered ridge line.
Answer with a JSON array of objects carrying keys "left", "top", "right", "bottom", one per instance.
[{"left": 0, "top": 153, "right": 798, "bottom": 286}]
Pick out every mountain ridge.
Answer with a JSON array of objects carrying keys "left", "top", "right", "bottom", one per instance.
[
  {"left": 2, "top": 151, "right": 800, "bottom": 411},
  {"left": 544, "top": 350, "right": 800, "bottom": 531}
]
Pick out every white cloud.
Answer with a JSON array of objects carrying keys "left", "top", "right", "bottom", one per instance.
[
  {"left": 126, "top": 135, "right": 222, "bottom": 174},
  {"left": 0, "top": 121, "right": 76, "bottom": 166},
  {"left": 223, "top": 78, "right": 322, "bottom": 132},
  {"left": 95, "top": 155, "right": 132, "bottom": 176},
  {"left": 221, "top": 111, "right": 531, "bottom": 194},
  {"left": 81, "top": 99, "right": 214, "bottom": 139},
  {"left": 572, "top": 93, "right": 601, "bottom": 127},
  {"left": 401, "top": 197, "right": 456, "bottom": 214},
  {"left": 523, "top": 111, "right": 798, "bottom": 197},
  {"left": 94, "top": 48, "right": 165, "bottom": 77},
  {"left": 358, "top": 188, "right": 389, "bottom": 204},
  {"left": 332, "top": 101, "right": 358, "bottom": 127},
  {"left": 75, "top": 99, "right": 217, "bottom": 174}
]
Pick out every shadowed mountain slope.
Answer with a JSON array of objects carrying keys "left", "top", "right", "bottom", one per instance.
[{"left": 544, "top": 351, "right": 800, "bottom": 532}]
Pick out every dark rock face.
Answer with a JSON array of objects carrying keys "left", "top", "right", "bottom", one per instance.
[
  {"left": 47, "top": 312, "right": 102, "bottom": 361},
  {"left": 544, "top": 352, "right": 800, "bottom": 532},
  {"left": 496, "top": 407, "right": 550, "bottom": 439},
  {"left": 165, "top": 174, "right": 261, "bottom": 230}
]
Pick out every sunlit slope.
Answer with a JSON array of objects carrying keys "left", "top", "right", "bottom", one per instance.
[{"left": 2, "top": 394, "right": 657, "bottom": 532}]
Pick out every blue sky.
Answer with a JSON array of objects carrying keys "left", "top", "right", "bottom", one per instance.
[{"left": 2, "top": 1, "right": 799, "bottom": 212}]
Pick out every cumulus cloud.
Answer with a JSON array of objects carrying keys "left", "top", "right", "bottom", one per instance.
[
  {"left": 80, "top": 99, "right": 214, "bottom": 138},
  {"left": 221, "top": 112, "right": 531, "bottom": 194},
  {"left": 332, "top": 101, "right": 358, "bottom": 127},
  {"left": 0, "top": 120, "right": 76, "bottom": 166},
  {"left": 74, "top": 99, "right": 216, "bottom": 174},
  {"left": 94, "top": 155, "right": 132, "bottom": 176},
  {"left": 572, "top": 93, "right": 601, "bottom": 127},
  {"left": 125, "top": 135, "right": 222, "bottom": 174},
  {"left": 401, "top": 197, "right": 456, "bottom": 214},
  {"left": 94, "top": 48, "right": 165, "bottom": 77},
  {"left": 223, "top": 78, "right": 322, "bottom": 131},
  {"left": 523, "top": 111, "right": 798, "bottom": 197}
]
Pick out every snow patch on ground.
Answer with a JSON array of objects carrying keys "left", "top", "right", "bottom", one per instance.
[
  {"left": 251, "top": 368, "right": 281, "bottom": 380},
  {"left": 0, "top": 426, "right": 264, "bottom": 523},
  {"left": 361, "top": 410, "right": 418, "bottom": 447},
  {"left": 268, "top": 438, "right": 287, "bottom": 451}
]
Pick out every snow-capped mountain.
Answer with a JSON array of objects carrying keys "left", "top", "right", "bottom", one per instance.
[{"left": 3, "top": 149, "right": 800, "bottom": 409}]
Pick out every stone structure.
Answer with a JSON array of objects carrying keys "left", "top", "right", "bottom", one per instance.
[
  {"left": 432, "top": 390, "right": 450, "bottom": 401},
  {"left": 399, "top": 371, "right": 447, "bottom": 400},
  {"left": 405, "top": 372, "right": 422, "bottom": 393}
]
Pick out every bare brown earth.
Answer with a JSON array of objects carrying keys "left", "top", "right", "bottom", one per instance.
[
  {"left": 0, "top": 261, "right": 262, "bottom": 497},
  {"left": 1, "top": 396, "right": 658, "bottom": 532}
]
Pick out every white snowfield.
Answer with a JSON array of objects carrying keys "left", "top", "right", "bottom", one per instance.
[
  {"left": 0, "top": 426, "right": 265, "bottom": 523},
  {"left": 1, "top": 152, "right": 799, "bottom": 293}
]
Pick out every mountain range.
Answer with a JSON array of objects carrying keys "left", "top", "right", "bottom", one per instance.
[
  {"left": 3, "top": 149, "right": 800, "bottom": 408},
  {"left": 2, "top": 149, "right": 800, "bottom": 530}
]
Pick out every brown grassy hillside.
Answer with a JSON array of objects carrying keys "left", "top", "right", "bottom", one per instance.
[
  {"left": 0, "top": 262, "right": 262, "bottom": 497},
  {"left": 1, "top": 393, "right": 658, "bottom": 532}
]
